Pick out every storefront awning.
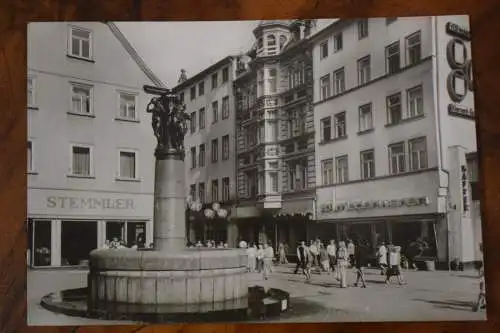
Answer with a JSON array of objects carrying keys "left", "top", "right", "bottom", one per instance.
[{"left": 230, "top": 205, "right": 261, "bottom": 219}]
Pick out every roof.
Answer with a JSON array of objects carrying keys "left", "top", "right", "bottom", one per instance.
[
  {"left": 172, "top": 55, "right": 235, "bottom": 93},
  {"left": 253, "top": 20, "right": 294, "bottom": 35},
  {"left": 308, "top": 19, "right": 352, "bottom": 43},
  {"left": 106, "top": 22, "right": 166, "bottom": 88}
]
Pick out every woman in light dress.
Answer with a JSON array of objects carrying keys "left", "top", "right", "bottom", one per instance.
[
  {"left": 336, "top": 241, "right": 349, "bottom": 288},
  {"left": 246, "top": 243, "right": 257, "bottom": 272},
  {"left": 377, "top": 242, "right": 388, "bottom": 275}
]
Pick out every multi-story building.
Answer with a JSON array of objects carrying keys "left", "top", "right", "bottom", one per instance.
[
  {"left": 27, "top": 22, "right": 163, "bottom": 267},
  {"left": 172, "top": 57, "right": 240, "bottom": 247},
  {"left": 232, "top": 20, "right": 319, "bottom": 250},
  {"left": 312, "top": 16, "right": 480, "bottom": 266}
]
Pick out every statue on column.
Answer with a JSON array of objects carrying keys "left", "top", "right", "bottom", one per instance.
[{"left": 145, "top": 85, "right": 190, "bottom": 159}]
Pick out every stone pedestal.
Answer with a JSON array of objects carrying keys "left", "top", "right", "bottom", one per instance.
[{"left": 154, "top": 153, "right": 186, "bottom": 252}]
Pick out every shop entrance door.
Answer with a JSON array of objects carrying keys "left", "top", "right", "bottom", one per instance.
[
  {"left": 32, "top": 220, "right": 51, "bottom": 267},
  {"left": 61, "top": 221, "right": 97, "bottom": 266},
  {"left": 127, "top": 222, "right": 146, "bottom": 246}
]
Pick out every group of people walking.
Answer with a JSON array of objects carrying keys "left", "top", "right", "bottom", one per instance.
[{"left": 241, "top": 241, "right": 275, "bottom": 280}]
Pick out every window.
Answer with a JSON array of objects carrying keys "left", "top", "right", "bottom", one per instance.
[
  {"left": 409, "top": 137, "right": 428, "bottom": 171},
  {"left": 211, "top": 179, "right": 219, "bottom": 202},
  {"left": 335, "top": 156, "right": 349, "bottom": 183},
  {"left": 270, "top": 172, "right": 279, "bottom": 193},
  {"left": 407, "top": 85, "right": 424, "bottom": 118},
  {"left": 406, "top": 31, "right": 422, "bottom": 66},
  {"left": 268, "top": 68, "right": 277, "bottom": 94},
  {"left": 119, "top": 93, "right": 136, "bottom": 120},
  {"left": 320, "top": 74, "right": 331, "bottom": 100},
  {"left": 257, "top": 70, "right": 266, "bottom": 97},
  {"left": 71, "top": 145, "right": 91, "bottom": 176},
  {"left": 179, "top": 92, "right": 185, "bottom": 103},
  {"left": 334, "top": 112, "right": 347, "bottom": 138},
  {"left": 199, "top": 108, "right": 205, "bottom": 129},
  {"left": 334, "top": 33, "right": 343, "bottom": 52},
  {"left": 289, "top": 61, "right": 305, "bottom": 89},
  {"left": 320, "top": 41, "right": 328, "bottom": 59},
  {"left": 360, "top": 150, "right": 375, "bottom": 179},
  {"left": 190, "top": 86, "right": 196, "bottom": 100},
  {"left": 222, "top": 67, "right": 229, "bottom": 83},
  {"left": 190, "top": 111, "right": 197, "bottom": 133},
  {"left": 199, "top": 144, "right": 205, "bottom": 167},
  {"left": 68, "top": 26, "right": 92, "bottom": 59},
  {"left": 211, "top": 73, "right": 218, "bottom": 90},
  {"left": 321, "top": 159, "right": 334, "bottom": 185},
  {"left": 199, "top": 183, "right": 206, "bottom": 203},
  {"left": 211, "top": 139, "right": 219, "bottom": 162},
  {"left": 222, "top": 135, "right": 230, "bottom": 160},
  {"left": 27, "top": 76, "right": 36, "bottom": 108},
  {"left": 333, "top": 68, "right": 345, "bottom": 95},
  {"left": 357, "top": 56, "right": 371, "bottom": 85},
  {"left": 287, "top": 160, "right": 307, "bottom": 191},
  {"left": 27, "top": 141, "right": 33, "bottom": 172},
  {"left": 70, "top": 84, "right": 92, "bottom": 114},
  {"left": 269, "top": 120, "right": 278, "bottom": 141},
  {"left": 387, "top": 92, "right": 402, "bottom": 125},
  {"left": 212, "top": 101, "right": 218, "bottom": 123},
  {"left": 190, "top": 147, "right": 197, "bottom": 168},
  {"left": 386, "top": 17, "right": 397, "bottom": 25},
  {"left": 190, "top": 185, "right": 196, "bottom": 201},
  {"left": 386, "top": 42, "right": 401, "bottom": 74},
  {"left": 320, "top": 116, "right": 331, "bottom": 142},
  {"left": 358, "top": 19, "right": 369, "bottom": 39},
  {"left": 389, "top": 142, "right": 406, "bottom": 174},
  {"left": 198, "top": 81, "right": 205, "bottom": 96},
  {"left": 119, "top": 151, "right": 136, "bottom": 179},
  {"left": 222, "top": 177, "right": 230, "bottom": 201},
  {"left": 359, "top": 103, "right": 373, "bottom": 132},
  {"left": 222, "top": 96, "right": 230, "bottom": 119}
]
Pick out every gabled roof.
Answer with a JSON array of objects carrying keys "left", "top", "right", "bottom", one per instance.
[{"left": 106, "top": 22, "right": 166, "bottom": 88}]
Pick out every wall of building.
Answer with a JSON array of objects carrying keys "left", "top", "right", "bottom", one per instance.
[{"left": 181, "top": 60, "right": 238, "bottom": 203}]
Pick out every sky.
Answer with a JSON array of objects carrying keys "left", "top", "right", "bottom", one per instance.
[{"left": 116, "top": 19, "right": 335, "bottom": 87}]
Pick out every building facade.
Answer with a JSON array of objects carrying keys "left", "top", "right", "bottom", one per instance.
[
  {"left": 173, "top": 57, "right": 240, "bottom": 247},
  {"left": 232, "top": 20, "right": 320, "bottom": 251},
  {"left": 27, "top": 22, "right": 163, "bottom": 267},
  {"left": 312, "top": 16, "right": 480, "bottom": 265}
]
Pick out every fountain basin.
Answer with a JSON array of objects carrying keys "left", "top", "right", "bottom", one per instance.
[{"left": 88, "top": 248, "right": 248, "bottom": 311}]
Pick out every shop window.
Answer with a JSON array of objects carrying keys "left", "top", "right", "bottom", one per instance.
[
  {"left": 106, "top": 221, "right": 125, "bottom": 244},
  {"left": 33, "top": 220, "right": 51, "bottom": 267},
  {"left": 127, "top": 222, "right": 146, "bottom": 247}
]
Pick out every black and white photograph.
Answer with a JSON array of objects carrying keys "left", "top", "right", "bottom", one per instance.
[{"left": 26, "top": 16, "right": 486, "bottom": 325}]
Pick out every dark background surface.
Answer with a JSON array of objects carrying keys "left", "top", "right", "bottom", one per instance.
[{"left": 1, "top": 0, "right": 499, "bottom": 332}]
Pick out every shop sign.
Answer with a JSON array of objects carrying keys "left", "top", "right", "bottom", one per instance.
[
  {"left": 319, "top": 196, "right": 430, "bottom": 214},
  {"left": 445, "top": 21, "right": 474, "bottom": 120},
  {"left": 46, "top": 196, "right": 135, "bottom": 210},
  {"left": 461, "top": 165, "right": 470, "bottom": 212}
]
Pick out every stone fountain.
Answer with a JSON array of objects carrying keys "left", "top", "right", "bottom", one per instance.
[{"left": 40, "top": 86, "right": 290, "bottom": 323}]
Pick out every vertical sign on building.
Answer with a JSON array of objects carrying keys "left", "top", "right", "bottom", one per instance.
[
  {"left": 445, "top": 22, "right": 475, "bottom": 120},
  {"left": 461, "top": 165, "right": 470, "bottom": 213}
]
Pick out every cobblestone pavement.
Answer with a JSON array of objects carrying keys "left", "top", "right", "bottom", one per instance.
[{"left": 27, "top": 264, "right": 486, "bottom": 325}]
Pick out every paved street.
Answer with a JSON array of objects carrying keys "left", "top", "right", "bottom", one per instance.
[{"left": 27, "top": 264, "right": 486, "bottom": 325}]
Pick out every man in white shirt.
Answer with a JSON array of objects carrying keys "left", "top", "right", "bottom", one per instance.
[
  {"left": 263, "top": 242, "right": 274, "bottom": 280},
  {"left": 327, "top": 240, "right": 337, "bottom": 273}
]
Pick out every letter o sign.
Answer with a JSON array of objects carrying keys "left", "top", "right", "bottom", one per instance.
[{"left": 446, "top": 38, "right": 473, "bottom": 103}]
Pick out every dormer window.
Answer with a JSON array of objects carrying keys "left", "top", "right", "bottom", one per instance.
[
  {"left": 267, "top": 35, "right": 278, "bottom": 55},
  {"left": 257, "top": 38, "right": 264, "bottom": 55},
  {"left": 267, "top": 35, "right": 277, "bottom": 46}
]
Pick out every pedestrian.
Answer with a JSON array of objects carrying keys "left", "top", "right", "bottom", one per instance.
[
  {"left": 256, "top": 244, "right": 264, "bottom": 273},
  {"left": 377, "top": 242, "right": 388, "bottom": 275},
  {"left": 319, "top": 243, "right": 330, "bottom": 272},
  {"left": 309, "top": 240, "right": 319, "bottom": 271},
  {"left": 278, "top": 241, "right": 288, "bottom": 264},
  {"left": 354, "top": 240, "right": 368, "bottom": 288},
  {"left": 347, "top": 239, "right": 355, "bottom": 268},
  {"left": 327, "top": 240, "right": 336, "bottom": 273},
  {"left": 337, "top": 241, "right": 349, "bottom": 288},
  {"left": 385, "top": 246, "right": 406, "bottom": 286},
  {"left": 405, "top": 239, "right": 422, "bottom": 271},
  {"left": 246, "top": 243, "right": 257, "bottom": 272},
  {"left": 263, "top": 242, "right": 274, "bottom": 280},
  {"left": 296, "top": 241, "right": 312, "bottom": 281}
]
